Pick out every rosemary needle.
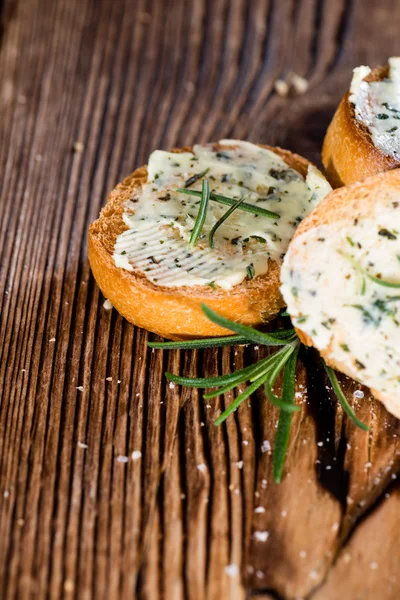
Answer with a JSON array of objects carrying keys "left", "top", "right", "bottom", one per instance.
[
  {"left": 209, "top": 196, "right": 246, "bottom": 249},
  {"left": 176, "top": 187, "right": 280, "bottom": 219},
  {"left": 273, "top": 344, "right": 300, "bottom": 483},
  {"left": 324, "top": 363, "right": 369, "bottom": 431},
  {"left": 189, "top": 179, "right": 210, "bottom": 248},
  {"left": 342, "top": 252, "right": 400, "bottom": 289},
  {"left": 201, "top": 304, "right": 297, "bottom": 346},
  {"left": 148, "top": 334, "right": 250, "bottom": 350}
]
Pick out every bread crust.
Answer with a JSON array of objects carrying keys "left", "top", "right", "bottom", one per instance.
[
  {"left": 88, "top": 144, "right": 313, "bottom": 339},
  {"left": 322, "top": 66, "right": 399, "bottom": 187},
  {"left": 288, "top": 169, "right": 400, "bottom": 417}
]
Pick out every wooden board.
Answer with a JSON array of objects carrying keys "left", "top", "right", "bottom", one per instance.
[{"left": 1, "top": 0, "right": 400, "bottom": 598}]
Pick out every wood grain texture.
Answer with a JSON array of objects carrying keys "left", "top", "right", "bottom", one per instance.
[{"left": 1, "top": 0, "right": 400, "bottom": 598}]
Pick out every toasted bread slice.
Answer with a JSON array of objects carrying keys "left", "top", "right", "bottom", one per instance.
[
  {"left": 323, "top": 63, "right": 400, "bottom": 187},
  {"left": 281, "top": 170, "right": 400, "bottom": 418},
  {"left": 88, "top": 142, "right": 328, "bottom": 339}
]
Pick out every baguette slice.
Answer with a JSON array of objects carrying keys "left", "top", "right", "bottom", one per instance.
[
  {"left": 89, "top": 143, "right": 317, "bottom": 340},
  {"left": 281, "top": 170, "right": 400, "bottom": 418},
  {"left": 322, "top": 65, "right": 399, "bottom": 187}
]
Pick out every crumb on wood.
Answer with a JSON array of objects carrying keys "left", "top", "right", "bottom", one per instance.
[
  {"left": 274, "top": 79, "right": 289, "bottom": 97},
  {"left": 72, "top": 141, "right": 84, "bottom": 154}
]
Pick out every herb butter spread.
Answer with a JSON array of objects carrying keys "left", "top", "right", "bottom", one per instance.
[
  {"left": 114, "top": 140, "right": 331, "bottom": 290},
  {"left": 281, "top": 207, "right": 400, "bottom": 404},
  {"left": 349, "top": 57, "right": 400, "bottom": 159}
]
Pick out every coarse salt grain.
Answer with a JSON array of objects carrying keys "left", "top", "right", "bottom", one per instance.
[
  {"left": 291, "top": 73, "right": 309, "bottom": 94},
  {"left": 254, "top": 506, "right": 265, "bottom": 513},
  {"left": 117, "top": 455, "right": 129, "bottom": 463},
  {"left": 256, "top": 570, "right": 264, "bottom": 579},
  {"left": 354, "top": 390, "right": 364, "bottom": 399},
  {"left": 274, "top": 79, "right": 289, "bottom": 97},
  {"left": 261, "top": 440, "right": 271, "bottom": 453},
  {"left": 78, "top": 441, "right": 88, "bottom": 449},
  {"left": 253, "top": 530, "right": 269, "bottom": 542},
  {"left": 224, "top": 564, "right": 238, "bottom": 577},
  {"left": 103, "top": 299, "right": 113, "bottom": 310},
  {"left": 370, "top": 562, "right": 378, "bottom": 570},
  {"left": 132, "top": 450, "right": 142, "bottom": 460},
  {"left": 76, "top": 386, "right": 84, "bottom": 392},
  {"left": 235, "top": 460, "right": 243, "bottom": 469},
  {"left": 197, "top": 463, "right": 207, "bottom": 473},
  {"left": 169, "top": 382, "right": 175, "bottom": 389},
  {"left": 49, "top": 338, "right": 56, "bottom": 342}
]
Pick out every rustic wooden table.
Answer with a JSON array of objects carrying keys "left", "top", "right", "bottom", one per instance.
[{"left": 1, "top": 0, "right": 400, "bottom": 598}]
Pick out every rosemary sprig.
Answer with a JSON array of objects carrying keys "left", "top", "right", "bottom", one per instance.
[
  {"left": 189, "top": 179, "right": 210, "bottom": 247},
  {"left": 323, "top": 364, "right": 369, "bottom": 431},
  {"left": 209, "top": 196, "right": 246, "bottom": 249},
  {"left": 150, "top": 305, "right": 369, "bottom": 483},
  {"left": 176, "top": 187, "right": 280, "bottom": 219}
]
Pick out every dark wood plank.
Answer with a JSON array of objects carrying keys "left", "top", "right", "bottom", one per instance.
[{"left": 1, "top": 0, "right": 400, "bottom": 599}]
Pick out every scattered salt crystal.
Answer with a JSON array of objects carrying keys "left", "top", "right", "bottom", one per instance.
[
  {"left": 78, "top": 441, "right": 88, "bottom": 449},
  {"left": 255, "top": 570, "right": 264, "bottom": 579},
  {"left": 254, "top": 506, "right": 265, "bottom": 513},
  {"left": 103, "top": 299, "right": 113, "bottom": 310},
  {"left": 247, "top": 565, "right": 254, "bottom": 574},
  {"left": 261, "top": 440, "right": 271, "bottom": 453},
  {"left": 291, "top": 73, "right": 308, "bottom": 94},
  {"left": 169, "top": 382, "right": 175, "bottom": 389},
  {"left": 235, "top": 460, "right": 243, "bottom": 469},
  {"left": 274, "top": 79, "right": 289, "bottom": 97},
  {"left": 364, "top": 461, "right": 372, "bottom": 468},
  {"left": 49, "top": 338, "right": 56, "bottom": 342},
  {"left": 253, "top": 530, "right": 269, "bottom": 542},
  {"left": 299, "top": 550, "right": 307, "bottom": 558},
  {"left": 242, "top": 440, "right": 249, "bottom": 446},
  {"left": 131, "top": 450, "right": 142, "bottom": 460},
  {"left": 317, "top": 441, "right": 323, "bottom": 447},
  {"left": 117, "top": 380, "right": 121, "bottom": 384},
  {"left": 326, "top": 465, "right": 332, "bottom": 470},
  {"left": 281, "top": 510, "right": 287, "bottom": 517},
  {"left": 354, "top": 390, "right": 364, "bottom": 399},
  {"left": 343, "top": 553, "right": 352, "bottom": 563},
  {"left": 310, "top": 570, "right": 319, "bottom": 580},
  {"left": 224, "top": 564, "right": 238, "bottom": 577},
  {"left": 392, "top": 473, "right": 397, "bottom": 479},
  {"left": 197, "top": 463, "right": 207, "bottom": 473},
  {"left": 4, "top": 490, "right": 9, "bottom": 498},
  {"left": 254, "top": 346, "right": 259, "bottom": 350},
  {"left": 261, "top": 479, "right": 268, "bottom": 489},
  {"left": 117, "top": 455, "right": 129, "bottom": 463},
  {"left": 106, "top": 377, "right": 112, "bottom": 382},
  {"left": 76, "top": 386, "right": 84, "bottom": 392},
  {"left": 332, "top": 522, "right": 339, "bottom": 532},
  {"left": 370, "top": 562, "right": 378, "bottom": 570}
]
